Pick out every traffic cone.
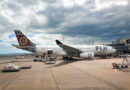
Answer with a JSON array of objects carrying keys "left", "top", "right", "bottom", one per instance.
[{"left": 113, "top": 69, "right": 116, "bottom": 72}]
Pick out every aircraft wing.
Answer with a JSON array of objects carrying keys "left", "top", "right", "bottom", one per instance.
[{"left": 55, "top": 40, "right": 82, "bottom": 55}]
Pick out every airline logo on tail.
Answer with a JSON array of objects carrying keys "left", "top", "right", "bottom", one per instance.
[
  {"left": 19, "top": 37, "right": 28, "bottom": 46},
  {"left": 15, "top": 30, "right": 32, "bottom": 46}
]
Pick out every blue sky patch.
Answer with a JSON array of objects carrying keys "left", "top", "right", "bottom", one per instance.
[
  {"left": 27, "top": 34, "right": 34, "bottom": 37},
  {"left": 8, "top": 34, "right": 34, "bottom": 39},
  {"left": 8, "top": 34, "right": 15, "bottom": 39}
]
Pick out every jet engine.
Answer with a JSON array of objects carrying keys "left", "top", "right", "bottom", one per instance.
[{"left": 80, "top": 52, "right": 94, "bottom": 59}]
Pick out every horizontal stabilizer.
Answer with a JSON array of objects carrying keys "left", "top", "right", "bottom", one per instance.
[
  {"left": 12, "top": 44, "right": 36, "bottom": 53},
  {"left": 11, "top": 44, "right": 21, "bottom": 49}
]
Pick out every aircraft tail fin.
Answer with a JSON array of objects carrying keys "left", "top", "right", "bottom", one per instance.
[
  {"left": 14, "top": 30, "right": 36, "bottom": 53},
  {"left": 14, "top": 30, "right": 35, "bottom": 47}
]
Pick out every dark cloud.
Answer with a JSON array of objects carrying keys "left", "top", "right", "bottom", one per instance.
[
  {"left": 42, "top": 0, "right": 56, "bottom": 3},
  {"left": 16, "top": 0, "right": 40, "bottom": 6},
  {"left": 0, "top": 0, "right": 130, "bottom": 44},
  {"left": 7, "top": 2, "right": 22, "bottom": 12},
  {"left": 37, "top": 0, "right": 89, "bottom": 28},
  {"left": 42, "top": 2, "right": 130, "bottom": 41}
]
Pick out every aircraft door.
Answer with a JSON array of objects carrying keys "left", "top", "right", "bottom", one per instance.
[{"left": 47, "top": 50, "right": 53, "bottom": 55}]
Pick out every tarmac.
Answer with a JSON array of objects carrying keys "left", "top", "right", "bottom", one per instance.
[{"left": 0, "top": 57, "right": 130, "bottom": 90}]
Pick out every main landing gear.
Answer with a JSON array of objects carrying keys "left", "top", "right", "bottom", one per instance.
[{"left": 63, "top": 56, "right": 73, "bottom": 60}]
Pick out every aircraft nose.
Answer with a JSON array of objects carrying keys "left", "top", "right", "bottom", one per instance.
[{"left": 113, "top": 49, "right": 116, "bottom": 53}]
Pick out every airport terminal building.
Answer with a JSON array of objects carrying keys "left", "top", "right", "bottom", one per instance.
[{"left": 108, "top": 37, "right": 130, "bottom": 54}]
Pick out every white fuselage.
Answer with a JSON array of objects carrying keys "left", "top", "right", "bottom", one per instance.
[{"left": 35, "top": 45, "right": 116, "bottom": 56}]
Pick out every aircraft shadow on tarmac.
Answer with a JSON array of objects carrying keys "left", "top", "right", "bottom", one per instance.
[
  {"left": 48, "top": 58, "right": 93, "bottom": 68},
  {"left": 48, "top": 60, "right": 77, "bottom": 68}
]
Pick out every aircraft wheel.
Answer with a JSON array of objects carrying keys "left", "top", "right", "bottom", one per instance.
[
  {"left": 63, "top": 57, "right": 67, "bottom": 60},
  {"left": 125, "top": 65, "right": 128, "bottom": 68}
]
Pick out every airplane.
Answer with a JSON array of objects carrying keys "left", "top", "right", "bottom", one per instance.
[{"left": 12, "top": 30, "right": 116, "bottom": 60}]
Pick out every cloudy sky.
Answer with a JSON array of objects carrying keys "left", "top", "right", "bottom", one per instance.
[{"left": 0, "top": 0, "right": 130, "bottom": 54}]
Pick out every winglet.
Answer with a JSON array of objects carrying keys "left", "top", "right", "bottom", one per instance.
[{"left": 55, "top": 40, "right": 62, "bottom": 45}]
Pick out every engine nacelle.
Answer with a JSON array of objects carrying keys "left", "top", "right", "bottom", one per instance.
[{"left": 80, "top": 52, "right": 94, "bottom": 59}]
